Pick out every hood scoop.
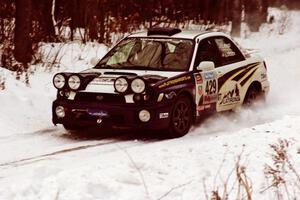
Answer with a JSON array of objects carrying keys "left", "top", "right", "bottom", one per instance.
[{"left": 104, "top": 71, "right": 137, "bottom": 76}]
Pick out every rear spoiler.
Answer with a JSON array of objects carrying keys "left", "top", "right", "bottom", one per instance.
[
  {"left": 242, "top": 48, "right": 261, "bottom": 59},
  {"left": 245, "top": 48, "right": 260, "bottom": 54}
]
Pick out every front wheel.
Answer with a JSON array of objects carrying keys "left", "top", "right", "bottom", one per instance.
[
  {"left": 167, "top": 96, "right": 193, "bottom": 138},
  {"left": 63, "top": 123, "right": 82, "bottom": 131}
]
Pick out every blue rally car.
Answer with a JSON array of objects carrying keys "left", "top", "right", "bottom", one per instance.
[{"left": 52, "top": 28, "right": 269, "bottom": 137}]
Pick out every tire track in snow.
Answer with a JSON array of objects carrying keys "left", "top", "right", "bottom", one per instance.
[
  {"left": 0, "top": 140, "right": 130, "bottom": 168},
  {"left": 0, "top": 128, "right": 160, "bottom": 168}
]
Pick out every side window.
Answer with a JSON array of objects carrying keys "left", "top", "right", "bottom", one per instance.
[
  {"left": 212, "top": 37, "right": 245, "bottom": 66},
  {"left": 194, "top": 39, "right": 221, "bottom": 69}
]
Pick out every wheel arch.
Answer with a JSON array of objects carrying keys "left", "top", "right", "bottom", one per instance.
[
  {"left": 176, "top": 90, "right": 196, "bottom": 118},
  {"left": 248, "top": 81, "right": 262, "bottom": 93},
  {"left": 243, "top": 80, "right": 263, "bottom": 104}
]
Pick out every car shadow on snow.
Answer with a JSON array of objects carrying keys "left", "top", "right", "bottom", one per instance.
[{"left": 58, "top": 126, "right": 170, "bottom": 142}]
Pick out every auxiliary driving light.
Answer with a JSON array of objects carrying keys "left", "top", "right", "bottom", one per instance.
[
  {"left": 68, "top": 75, "right": 81, "bottom": 90},
  {"left": 53, "top": 74, "right": 66, "bottom": 89},
  {"left": 138, "top": 109, "right": 150, "bottom": 122},
  {"left": 114, "top": 77, "right": 129, "bottom": 93},
  {"left": 131, "top": 78, "right": 145, "bottom": 94},
  {"left": 55, "top": 106, "right": 65, "bottom": 118}
]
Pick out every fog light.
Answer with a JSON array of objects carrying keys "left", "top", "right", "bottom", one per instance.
[
  {"left": 55, "top": 106, "right": 65, "bottom": 118},
  {"left": 139, "top": 109, "right": 150, "bottom": 122}
]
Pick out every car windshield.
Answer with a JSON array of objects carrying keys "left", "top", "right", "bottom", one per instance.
[{"left": 95, "top": 38, "right": 194, "bottom": 71}]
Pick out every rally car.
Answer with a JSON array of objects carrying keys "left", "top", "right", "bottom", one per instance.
[{"left": 52, "top": 28, "right": 269, "bottom": 137}]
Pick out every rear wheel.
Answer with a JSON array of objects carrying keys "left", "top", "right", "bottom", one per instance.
[
  {"left": 243, "top": 85, "right": 263, "bottom": 106},
  {"left": 167, "top": 96, "right": 193, "bottom": 138}
]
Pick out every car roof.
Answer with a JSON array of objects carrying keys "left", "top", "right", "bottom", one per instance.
[{"left": 127, "top": 29, "right": 228, "bottom": 40}]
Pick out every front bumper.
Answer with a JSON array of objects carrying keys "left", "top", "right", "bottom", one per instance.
[{"left": 52, "top": 99, "right": 172, "bottom": 130}]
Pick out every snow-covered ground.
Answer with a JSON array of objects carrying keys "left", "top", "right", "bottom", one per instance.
[{"left": 0, "top": 8, "right": 300, "bottom": 200}]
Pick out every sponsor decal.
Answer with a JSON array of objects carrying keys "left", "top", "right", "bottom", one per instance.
[
  {"left": 194, "top": 73, "right": 203, "bottom": 84},
  {"left": 240, "top": 68, "right": 258, "bottom": 86},
  {"left": 198, "top": 86, "right": 203, "bottom": 96},
  {"left": 204, "top": 94, "right": 218, "bottom": 104},
  {"left": 204, "top": 104, "right": 211, "bottom": 109},
  {"left": 204, "top": 72, "right": 215, "bottom": 79},
  {"left": 90, "top": 77, "right": 115, "bottom": 85},
  {"left": 218, "top": 62, "right": 260, "bottom": 90},
  {"left": 220, "top": 84, "right": 240, "bottom": 105},
  {"left": 158, "top": 76, "right": 191, "bottom": 88},
  {"left": 197, "top": 105, "right": 204, "bottom": 111},
  {"left": 165, "top": 91, "right": 176, "bottom": 99},
  {"left": 87, "top": 109, "right": 109, "bottom": 117},
  {"left": 159, "top": 112, "right": 169, "bottom": 119},
  {"left": 261, "top": 73, "right": 267, "bottom": 80},
  {"left": 205, "top": 79, "right": 217, "bottom": 95}
]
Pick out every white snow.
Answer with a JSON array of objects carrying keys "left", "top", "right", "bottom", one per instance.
[{"left": 0, "top": 8, "right": 300, "bottom": 200}]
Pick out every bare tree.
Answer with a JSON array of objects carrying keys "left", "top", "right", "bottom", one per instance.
[
  {"left": 14, "top": 0, "right": 32, "bottom": 84},
  {"left": 231, "top": 0, "right": 242, "bottom": 37}
]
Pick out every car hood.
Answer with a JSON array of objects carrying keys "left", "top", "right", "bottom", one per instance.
[{"left": 79, "top": 68, "right": 183, "bottom": 94}]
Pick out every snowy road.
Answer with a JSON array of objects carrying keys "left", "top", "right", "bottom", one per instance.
[{"left": 1, "top": 10, "right": 300, "bottom": 199}]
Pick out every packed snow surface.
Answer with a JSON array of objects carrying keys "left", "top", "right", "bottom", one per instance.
[{"left": 0, "top": 8, "right": 300, "bottom": 200}]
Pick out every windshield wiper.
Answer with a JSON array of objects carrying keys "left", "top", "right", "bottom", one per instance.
[
  {"left": 127, "top": 65, "right": 161, "bottom": 71},
  {"left": 95, "top": 64, "right": 161, "bottom": 71},
  {"left": 95, "top": 63, "right": 113, "bottom": 69}
]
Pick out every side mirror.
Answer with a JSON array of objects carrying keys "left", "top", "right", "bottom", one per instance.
[
  {"left": 90, "top": 57, "right": 99, "bottom": 66},
  {"left": 196, "top": 61, "right": 215, "bottom": 71}
]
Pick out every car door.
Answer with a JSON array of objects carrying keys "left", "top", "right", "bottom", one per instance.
[
  {"left": 193, "top": 38, "right": 221, "bottom": 115},
  {"left": 209, "top": 36, "right": 247, "bottom": 112}
]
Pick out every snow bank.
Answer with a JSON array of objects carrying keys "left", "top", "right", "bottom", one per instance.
[{"left": 0, "top": 42, "right": 108, "bottom": 136}]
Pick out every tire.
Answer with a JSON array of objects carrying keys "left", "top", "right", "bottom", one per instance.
[
  {"left": 167, "top": 96, "right": 193, "bottom": 138},
  {"left": 243, "top": 85, "right": 263, "bottom": 106}
]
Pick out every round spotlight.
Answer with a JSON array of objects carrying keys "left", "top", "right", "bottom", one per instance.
[
  {"left": 68, "top": 75, "right": 81, "bottom": 90},
  {"left": 53, "top": 74, "right": 66, "bottom": 89},
  {"left": 55, "top": 106, "right": 65, "bottom": 118},
  {"left": 114, "top": 77, "right": 129, "bottom": 93},
  {"left": 131, "top": 78, "right": 145, "bottom": 94},
  {"left": 138, "top": 109, "right": 150, "bottom": 122}
]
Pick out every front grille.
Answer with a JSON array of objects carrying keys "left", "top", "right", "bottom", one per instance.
[{"left": 74, "top": 92, "right": 125, "bottom": 104}]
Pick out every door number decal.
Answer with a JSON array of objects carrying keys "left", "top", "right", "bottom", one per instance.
[{"left": 205, "top": 79, "right": 217, "bottom": 95}]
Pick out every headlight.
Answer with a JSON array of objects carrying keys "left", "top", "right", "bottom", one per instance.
[
  {"left": 114, "top": 77, "right": 129, "bottom": 93},
  {"left": 68, "top": 75, "right": 81, "bottom": 90},
  {"left": 53, "top": 74, "right": 65, "bottom": 89},
  {"left": 138, "top": 109, "right": 150, "bottom": 122},
  {"left": 55, "top": 106, "right": 65, "bottom": 118},
  {"left": 131, "top": 78, "right": 145, "bottom": 94}
]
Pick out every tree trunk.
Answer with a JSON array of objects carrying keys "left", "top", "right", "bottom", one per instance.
[
  {"left": 87, "top": 0, "right": 98, "bottom": 42},
  {"left": 14, "top": 0, "right": 32, "bottom": 65},
  {"left": 231, "top": 0, "right": 242, "bottom": 37},
  {"left": 98, "top": 0, "right": 105, "bottom": 43}
]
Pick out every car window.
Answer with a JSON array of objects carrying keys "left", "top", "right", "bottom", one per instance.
[
  {"left": 96, "top": 38, "right": 194, "bottom": 71},
  {"left": 212, "top": 37, "right": 245, "bottom": 66},
  {"left": 106, "top": 40, "right": 136, "bottom": 65},
  {"left": 194, "top": 38, "right": 221, "bottom": 68}
]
